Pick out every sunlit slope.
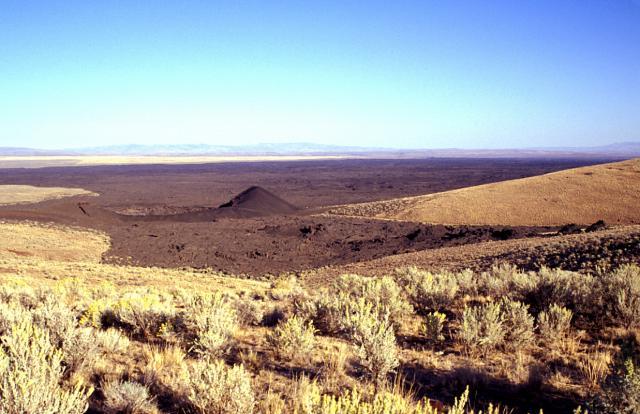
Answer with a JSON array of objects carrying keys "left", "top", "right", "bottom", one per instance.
[
  {"left": 0, "top": 221, "right": 110, "bottom": 262},
  {"left": 330, "top": 158, "right": 640, "bottom": 226},
  {"left": 0, "top": 184, "right": 97, "bottom": 205}
]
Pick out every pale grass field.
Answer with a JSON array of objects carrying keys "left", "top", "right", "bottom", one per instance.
[
  {"left": 0, "top": 221, "right": 110, "bottom": 262},
  {"left": 0, "top": 154, "right": 355, "bottom": 168},
  {"left": 330, "top": 158, "right": 640, "bottom": 226},
  {"left": 0, "top": 184, "right": 97, "bottom": 205}
]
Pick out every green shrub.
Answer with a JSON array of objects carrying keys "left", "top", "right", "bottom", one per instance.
[
  {"left": 500, "top": 299, "right": 535, "bottom": 350},
  {"left": 31, "top": 296, "right": 77, "bottom": 348},
  {"left": 421, "top": 311, "right": 446, "bottom": 343},
  {"left": 185, "top": 359, "right": 254, "bottom": 414},
  {"left": 313, "top": 274, "right": 412, "bottom": 336},
  {"left": 111, "top": 292, "right": 176, "bottom": 339},
  {"left": 476, "top": 264, "right": 526, "bottom": 298},
  {"left": 61, "top": 327, "right": 103, "bottom": 378},
  {"left": 102, "top": 380, "right": 157, "bottom": 414},
  {"left": 600, "top": 265, "right": 640, "bottom": 328},
  {"left": 0, "top": 320, "right": 92, "bottom": 414},
  {"left": 537, "top": 303, "right": 573, "bottom": 340},
  {"left": 396, "top": 267, "right": 459, "bottom": 313},
  {"left": 95, "top": 328, "right": 130, "bottom": 354},
  {"left": 458, "top": 302, "right": 505, "bottom": 355},
  {"left": 334, "top": 274, "right": 413, "bottom": 329},
  {"left": 186, "top": 292, "right": 238, "bottom": 357},
  {"left": 590, "top": 359, "right": 640, "bottom": 413},
  {"left": 526, "top": 268, "right": 596, "bottom": 316},
  {"left": 267, "top": 316, "right": 315, "bottom": 362},
  {"left": 342, "top": 301, "right": 399, "bottom": 389},
  {"left": 0, "top": 301, "right": 31, "bottom": 336}
]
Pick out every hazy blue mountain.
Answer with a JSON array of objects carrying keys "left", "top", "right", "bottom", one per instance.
[{"left": 71, "top": 142, "right": 385, "bottom": 155}]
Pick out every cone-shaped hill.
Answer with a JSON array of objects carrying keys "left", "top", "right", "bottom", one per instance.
[{"left": 218, "top": 186, "right": 299, "bottom": 216}]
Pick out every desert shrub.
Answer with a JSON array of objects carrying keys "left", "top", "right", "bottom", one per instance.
[
  {"left": 333, "top": 274, "right": 413, "bottom": 329},
  {"left": 292, "top": 378, "right": 466, "bottom": 414},
  {"left": 269, "top": 275, "right": 300, "bottom": 301},
  {"left": 590, "top": 359, "right": 640, "bottom": 413},
  {"left": 342, "top": 301, "right": 399, "bottom": 389},
  {"left": 186, "top": 292, "right": 238, "bottom": 357},
  {"left": 421, "top": 311, "right": 446, "bottom": 343},
  {"left": 111, "top": 292, "right": 176, "bottom": 339},
  {"left": 451, "top": 269, "right": 476, "bottom": 297},
  {"left": 525, "top": 268, "right": 596, "bottom": 316},
  {"left": 458, "top": 302, "right": 504, "bottom": 355},
  {"left": 500, "top": 299, "right": 535, "bottom": 350},
  {"left": 313, "top": 274, "right": 412, "bottom": 336},
  {"left": 290, "top": 375, "right": 322, "bottom": 414},
  {"left": 538, "top": 304, "right": 573, "bottom": 341},
  {"left": 313, "top": 292, "right": 352, "bottom": 334},
  {"left": 257, "top": 389, "right": 286, "bottom": 414},
  {"left": 61, "top": 327, "right": 103, "bottom": 378},
  {"left": 0, "top": 301, "right": 31, "bottom": 336},
  {"left": 267, "top": 316, "right": 315, "bottom": 362},
  {"left": 313, "top": 274, "right": 412, "bottom": 335},
  {"left": 475, "top": 264, "right": 530, "bottom": 298},
  {"left": 0, "top": 320, "right": 92, "bottom": 414},
  {"left": 291, "top": 289, "right": 320, "bottom": 322},
  {"left": 31, "top": 296, "right": 78, "bottom": 348},
  {"left": 396, "top": 267, "right": 458, "bottom": 313},
  {"left": 233, "top": 297, "right": 265, "bottom": 326},
  {"left": 96, "top": 328, "right": 130, "bottom": 353},
  {"left": 184, "top": 359, "right": 254, "bottom": 414},
  {"left": 102, "top": 380, "right": 158, "bottom": 414},
  {"left": 599, "top": 265, "right": 640, "bottom": 328},
  {"left": 0, "top": 283, "right": 40, "bottom": 309},
  {"left": 79, "top": 298, "right": 111, "bottom": 329}
]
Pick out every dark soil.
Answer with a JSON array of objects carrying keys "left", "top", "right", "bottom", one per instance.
[{"left": 0, "top": 157, "right": 610, "bottom": 276}]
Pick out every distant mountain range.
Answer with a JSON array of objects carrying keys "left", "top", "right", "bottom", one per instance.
[{"left": 0, "top": 142, "right": 639, "bottom": 158}]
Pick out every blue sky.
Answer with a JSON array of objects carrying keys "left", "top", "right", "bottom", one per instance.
[{"left": 1, "top": 0, "right": 638, "bottom": 149}]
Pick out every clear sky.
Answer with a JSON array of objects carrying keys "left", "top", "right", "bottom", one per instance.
[{"left": 1, "top": 0, "right": 639, "bottom": 149}]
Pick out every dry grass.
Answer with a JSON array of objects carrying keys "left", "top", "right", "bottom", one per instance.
[
  {"left": 0, "top": 219, "right": 636, "bottom": 413},
  {"left": 0, "top": 221, "right": 110, "bottom": 262},
  {"left": 0, "top": 256, "right": 268, "bottom": 297},
  {"left": 329, "top": 158, "right": 640, "bottom": 226},
  {"left": 0, "top": 184, "right": 97, "bottom": 205}
]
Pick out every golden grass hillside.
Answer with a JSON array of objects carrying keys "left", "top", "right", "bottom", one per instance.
[
  {"left": 0, "top": 184, "right": 97, "bottom": 205},
  {"left": 0, "top": 220, "right": 110, "bottom": 262},
  {"left": 329, "top": 158, "right": 640, "bottom": 226}
]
